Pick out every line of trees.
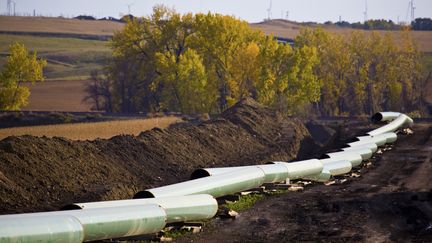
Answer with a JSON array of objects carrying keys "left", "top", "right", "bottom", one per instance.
[
  {"left": 296, "top": 28, "right": 424, "bottom": 116},
  {"left": 330, "top": 19, "right": 404, "bottom": 31},
  {"left": 327, "top": 18, "right": 432, "bottom": 31},
  {"left": 86, "top": 6, "right": 425, "bottom": 116},
  {"left": 411, "top": 18, "right": 432, "bottom": 30}
]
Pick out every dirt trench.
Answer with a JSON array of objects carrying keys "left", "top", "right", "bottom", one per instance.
[
  {"left": 179, "top": 124, "right": 432, "bottom": 242},
  {"left": 0, "top": 98, "right": 335, "bottom": 214}
]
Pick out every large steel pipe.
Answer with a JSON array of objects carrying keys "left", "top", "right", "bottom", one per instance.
[
  {"left": 270, "top": 159, "right": 324, "bottom": 180},
  {"left": 322, "top": 152, "right": 363, "bottom": 166},
  {"left": 319, "top": 159, "right": 353, "bottom": 175},
  {"left": 343, "top": 142, "right": 378, "bottom": 153},
  {"left": 354, "top": 132, "right": 397, "bottom": 144},
  {"left": 371, "top": 112, "right": 401, "bottom": 123},
  {"left": 134, "top": 167, "right": 266, "bottom": 198},
  {"left": 0, "top": 204, "right": 167, "bottom": 242},
  {"left": 0, "top": 215, "right": 84, "bottom": 243},
  {"left": 368, "top": 114, "right": 413, "bottom": 136},
  {"left": 190, "top": 164, "right": 289, "bottom": 183},
  {"left": 349, "top": 135, "right": 387, "bottom": 147},
  {"left": 302, "top": 159, "right": 352, "bottom": 182},
  {"left": 338, "top": 147, "right": 373, "bottom": 160},
  {"left": 62, "top": 194, "right": 218, "bottom": 224}
]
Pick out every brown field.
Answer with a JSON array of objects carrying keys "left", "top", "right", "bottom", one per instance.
[
  {"left": 0, "top": 116, "right": 181, "bottom": 140},
  {"left": 251, "top": 19, "right": 432, "bottom": 53},
  {"left": 1, "top": 17, "right": 430, "bottom": 52},
  {"left": 23, "top": 80, "right": 93, "bottom": 112},
  {"left": 0, "top": 16, "right": 124, "bottom": 36}
]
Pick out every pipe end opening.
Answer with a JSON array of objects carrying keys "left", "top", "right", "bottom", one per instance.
[
  {"left": 319, "top": 154, "right": 331, "bottom": 159},
  {"left": 190, "top": 169, "right": 211, "bottom": 180},
  {"left": 133, "top": 191, "right": 155, "bottom": 199},
  {"left": 60, "top": 204, "right": 82, "bottom": 210},
  {"left": 371, "top": 113, "right": 383, "bottom": 123},
  {"left": 347, "top": 137, "right": 360, "bottom": 143}
]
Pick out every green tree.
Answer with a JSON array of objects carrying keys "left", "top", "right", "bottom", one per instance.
[
  {"left": 295, "top": 28, "right": 423, "bottom": 116},
  {"left": 0, "top": 43, "right": 46, "bottom": 110}
]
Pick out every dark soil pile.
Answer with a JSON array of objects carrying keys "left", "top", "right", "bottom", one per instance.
[{"left": 0, "top": 98, "right": 332, "bottom": 214}]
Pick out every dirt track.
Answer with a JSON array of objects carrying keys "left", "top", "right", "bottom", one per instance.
[{"left": 180, "top": 124, "right": 432, "bottom": 242}]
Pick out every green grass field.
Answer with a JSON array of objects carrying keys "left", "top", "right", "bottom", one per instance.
[{"left": 0, "top": 34, "right": 111, "bottom": 80}]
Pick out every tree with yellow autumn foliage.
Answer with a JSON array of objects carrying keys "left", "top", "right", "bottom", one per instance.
[{"left": 0, "top": 43, "right": 46, "bottom": 110}]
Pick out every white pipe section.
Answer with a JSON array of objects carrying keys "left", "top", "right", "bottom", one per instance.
[
  {"left": 271, "top": 159, "right": 324, "bottom": 180},
  {"left": 355, "top": 132, "right": 397, "bottom": 144},
  {"left": 344, "top": 142, "right": 378, "bottom": 153},
  {"left": 347, "top": 136, "right": 386, "bottom": 148},
  {"left": 339, "top": 147, "right": 373, "bottom": 160},
  {"left": 302, "top": 159, "right": 352, "bottom": 182},
  {"left": 136, "top": 167, "right": 266, "bottom": 198},
  {"left": 368, "top": 114, "right": 413, "bottom": 136},
  {"left": 190, "top": 164, "right": 289, "bottom": 183},
  {"left": 371, "top": 111, "right": 401, "bottom": 123},
  {"left": 62, "top": 194, "right": 218, "bottom": 224},
  {"left": 0, "top": 205, "right": 167, "bottom": 242},
  {"left": 302, "top": 171, "right": 332, "bottom": 182},
  {"left": 320, "top": 159, "right": 353, "bottom": 175},
  {"left": 0, "top": 215, "right": 84, "bottom": 243},
  {"left": 324, "top": 152, "right": 363, "bottom": 166}
]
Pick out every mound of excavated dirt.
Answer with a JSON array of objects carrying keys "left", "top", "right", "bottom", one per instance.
[{"left": 0, "top": 98, "right": 332, "bottom": 214}]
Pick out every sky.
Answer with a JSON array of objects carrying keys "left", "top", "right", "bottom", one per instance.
[{"left": 3, "top": 0, "right": 432, "bottom": 24}]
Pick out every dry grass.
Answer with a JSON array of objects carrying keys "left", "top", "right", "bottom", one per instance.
[
  {"left": 0, "top": 117, "right": 182, "bottom": 141},
  {"left": 0, "top": 16, "right": 124, "bottom": 36}
]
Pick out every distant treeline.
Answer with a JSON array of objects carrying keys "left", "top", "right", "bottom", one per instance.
[
  {"left": 75, "top": 14, "right": 432, "bottom": 31},
  {"left": 325, "top": 18, "right": 432, "bottom": 31},
  {"left": 74, "top": 14, "right": 135, "bottom": 23}
]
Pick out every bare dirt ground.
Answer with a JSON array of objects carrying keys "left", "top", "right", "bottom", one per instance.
[
  {"left": 0, "top": 99, "right": 326, "bottom": 214},
  {"left": 23, "top": 80, "right": 93, "bottom": 112},
  {"left": 180, "top": 123, "right": 432, "bottom": 242}
]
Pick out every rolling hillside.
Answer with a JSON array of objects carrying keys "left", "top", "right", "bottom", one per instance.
[{"left": 0, "top": 16, "right": 124, "bottom": 37}]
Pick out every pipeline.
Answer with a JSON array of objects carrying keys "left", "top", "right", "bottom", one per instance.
[
  {"left": 0, "top": 204, "right": 167, "bottom": 242},
  {"left": 134, "top": 167, "right": 266, "bottom": 198},
  {"left": 0, "top": 112, "right": 414, "bottom": 242},
  {"left": 62, "top": 194, "right": 218, "bottom": 224}
]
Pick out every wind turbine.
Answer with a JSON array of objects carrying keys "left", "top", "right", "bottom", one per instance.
[
  {"left": 363, "top": 0, "right": 368, "bottom": 23},
  {"left": 127, "top": 2, "right": 134, "bottom": 15},
  {"left": 267, "top": 0, "right": 272, "bottom": 20},
  {"left": 406, "top": 0, "right": 415, "bottom": 23}
]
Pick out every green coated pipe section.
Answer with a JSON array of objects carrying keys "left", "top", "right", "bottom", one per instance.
[
  {"left": 62, "top": 194, "right": 218, "bottom": 224},
  {"left": 270, "top": 159, "right": 324, "bottom": 180},
  {"left": 0, "top": 204, "right": 167, "bottom": 242},
  {"left": 0, "top": 215, "right": 83, "bottom": 243},
  {"left": 134, "top": 167, "right": 266, "bottom": 198},
  {"left": 190, "top": 163, "right": 289, "bottom": 183},
  {"left": 340, "top": 146, "right": 373, "bottom": 160}
]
